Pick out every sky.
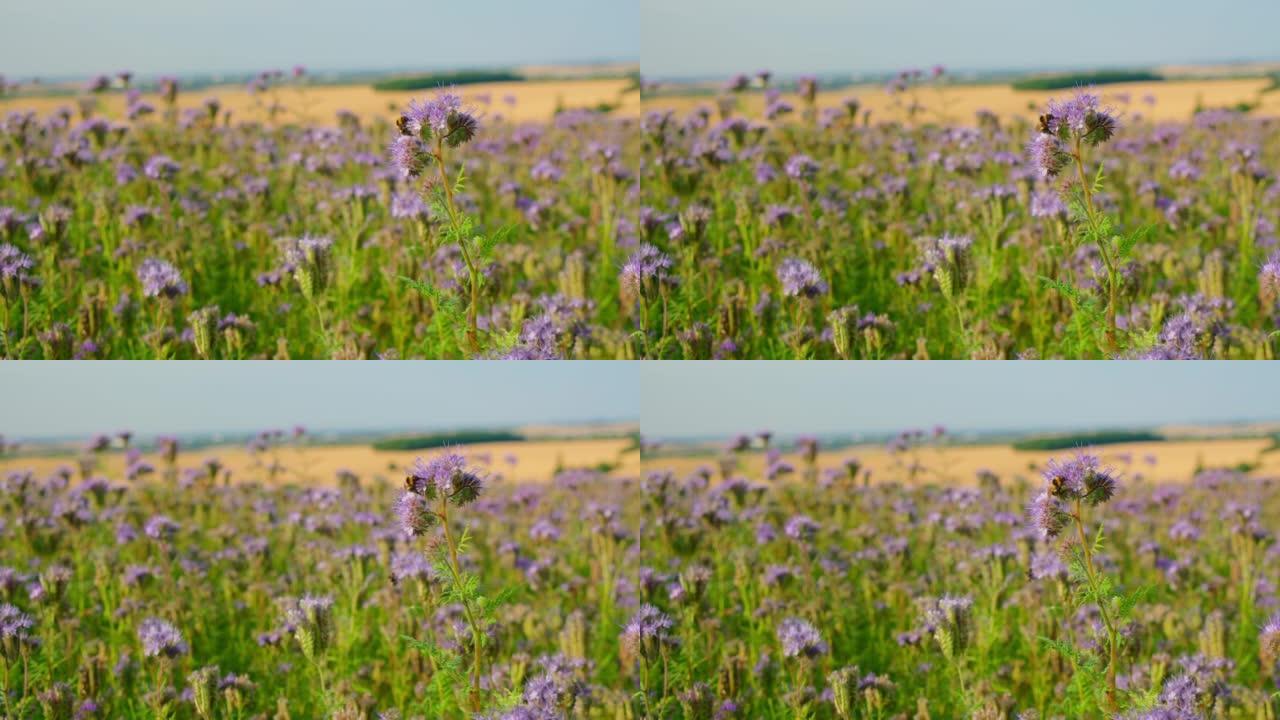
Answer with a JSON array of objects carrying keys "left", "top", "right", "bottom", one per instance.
[
  {"left": 642, "top": 0, "right": 1280, "bottom": 79},
  {"left": 0, "top": 0, "right": 638, "bottom": 78},
  {"left": 0, "top": 362, "right": 639, "bottom": 440},
  {"left": 641, "top": 362, "right": 1280, "bottom": 440}
]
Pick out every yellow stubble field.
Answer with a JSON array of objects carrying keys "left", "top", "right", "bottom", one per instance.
[
  {"left": 0, "top": 437, "right": 640, "bottom": 487},
  {"left": 643, "top": 438, "right": 1280, "bottom": 487},
  {"left": 644, "top": 77, "right": 1280, "bottom": 124},
  {"left": 0, "top": 78, "right": 640, "bottom": 125}
]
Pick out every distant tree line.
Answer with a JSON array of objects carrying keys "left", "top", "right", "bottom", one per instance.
[
  {"left": 1012, "top": 430, "right": 1163, "bottom": 451},
  {"left": 372, "top": 430, "right": 523, "bottom": 451},
  {"left": 1012, "top": 70, "right": 1162, "bottom": 91},
  {"left": 372, "top": 70, "right": 523, "bottom": 92}
]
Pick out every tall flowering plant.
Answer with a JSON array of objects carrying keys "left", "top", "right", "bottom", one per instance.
[
  {"left": 395, "top": 453, "right": 510, "bottom": 714},
  {"left": 1029, "top": 90, "right": 1150, "bottom": 355},
  {"left": 390, "top": 91, "right": 508, "bottom": 357},
  {"left": 1028, "top": 452, "right": 1143, "bottom": 715}
]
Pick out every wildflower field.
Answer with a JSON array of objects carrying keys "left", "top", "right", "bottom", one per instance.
[
  {"left": 0, "top": 432, "right": 645, "bottom": 718},
  {"left": 0, "top": 73, "right": 639, "bottom": 359},
  {"left": 639, "top": 71, "right": 1280, "bottom": 358},
  {"left": 635, "top": 432, "right": 1280, "bottom": 718},
  {"left": 3, "top": 426, "right": 1279, "bottom": 718}
]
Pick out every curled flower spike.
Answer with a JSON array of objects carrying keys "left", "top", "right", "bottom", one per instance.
[
  {"left": 777, "top": 617, "right": 827, "bottom": 658},
  {"left": 188, "top": 665, "right": 220, "bottom": 719},
  {"left": 777, "top": 257, "right": 828, "bottom": 298},
  {"left": 288, "top": 594, "right": 334, "bottom": 661},
  {"left": 0, "top": 603, "right": 37, "bottom": 658},
  {"left": 620, "top": 604, "right": 675, "bottom": 661},
  {"left": 923, "top": 234, "right": 973, "bottom": 299},
  {"left": 137, "top": 258, "right": 187, "bottom": 299},
  {"left": 401, "top": 89, "right": 480, "bottom": 147},
  {"left": 404, "top": 452, "right": 484, "bottom": 506},
  {"left": 925, "top": 595, "right": 973, "bottom": 662},
  {"left": 1262, "top": 613, "right": 1280, "bottom": 671},
  {"left": 395, "top": 491, "right": 436, "bottom": 536},
  {"left": 1042, "top": 453, "right": 1118, "bottom": 505},
  {"left": 284, "top": 235, "right": 334, "bottom": 301},
  {"left": 620, "top": 243, "right": 675, "bottom": 296},
  {"left": 138, "top": 617, "right": 187, "bottom": 658}
]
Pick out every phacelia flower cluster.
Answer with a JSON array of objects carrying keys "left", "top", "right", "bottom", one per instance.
[
  {"left": 777, "top": 257, "right": 828, "bottom": 298},
  {"left": 287, "top": 594, "right": 334, "bottom": 661},
  {"left": 0, "top": 603, "right": 37, "bottom": 657},
  {"left": 620, "top": 243, "right": 675, "bottom": 296},
  {"left": 1262, "top": 612, "right": 1280, "bottom": 671},
  {"left": 620, "top": 604, "right": 675, "bottom": 661},
  {"left": 138, "top": 617, "right": 187, "bottom": 658},
  {"left": 925, "top": 595, "right": 973, "bottom": 661},
  {"left": 395, "top": 452, "right": 484, "bottom": 536},
  {"left": 390, "top": 89, "right": 479, "bottom": 177},
  {"left": 1028, "top": 452, "right": 1119, "bottom": 540},
  {"left": 137, "top": 258, "right": 188, "bottom": 299},
  {"left": 1028, "top": 90, "right": 1119, "bottom": 178},
  {"left": 777, "top": 616, "right": 827, "bottom": 659}
]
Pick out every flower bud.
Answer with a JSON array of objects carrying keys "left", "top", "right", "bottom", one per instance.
[
  {"left": 828, "top": 307, "right": 857, "bottom": 359},
  {"left": 927, "top": 595, "right": 973, "bottom": 662},
  {"left": 188, "top": 306, "right": 219, "bottom": 358},
  {"left": 189, "top": 665, "right": 220, "bottom": 719},
  {"left": 290, "top": 595, "right": 335, "bottom": 661},
  {"left": 287, "top": 236, "right": 333, "bottom": 301},
  {"left": 828, "top": 666, "right": 859, "bottom": 719}
]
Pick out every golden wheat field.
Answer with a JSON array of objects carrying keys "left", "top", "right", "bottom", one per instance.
[
  {"left": 0, "top": 78, "right": 640, "bottom": 124},
  {"left": 645, "top": 77, "right": 1280, "bottom": 123},
  {"left": 0, "top": 437, "right": 640, "bottom": 486},
  {"left": 643, "top": 438, "right": 1280, "bottom": 486}
]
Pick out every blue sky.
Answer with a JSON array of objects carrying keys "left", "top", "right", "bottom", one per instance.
[
  {"left": 0, "top": 0, "right": 638, "bottom": 78},
  {"left": 641, "top": 362, "right": 1280, "bottom": 439},
  {"left": 0, "top": 362, "right": 639, "bottom": 439},
  {"left": 642, "top": 0, "right": 1280, "bottom": 79}
]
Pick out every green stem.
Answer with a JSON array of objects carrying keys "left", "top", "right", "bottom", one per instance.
[
  {"left": 433, "top": 140, "right": 479, "bottom": 354},
  {"left": 1072, "top": 500, "right": 1119, "bottom": 714},
  {"left": 1072, "top": 137, "right": 1119, "bottom": 353},
  {"left": 438, "top": 499, "right": 484, "bottom": 712}
]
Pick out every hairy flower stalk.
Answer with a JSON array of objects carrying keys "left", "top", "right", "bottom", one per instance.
[
  {"left": 282, "top": 235, "right": 335, "bottom": 346},
  {"left": 138, "top": 617, "right": 187, "bottom": 715},
  {"left": 777, "top": 617, "right": 827, "bottom": 713},
  {"left": 923, "top": 595, "right": 974, "bottom": 708},
  {"left": 1030, "top": 90, "right": 1125, "bottom": 352},
  {"left": 288, "top": 594, "right": 335, "bottom": 706},
  {"left": 924, "top": 234, "right": 974, "bottom": 342},
  {"left": 621, "top": 604, "right": 677, "bottom": 715},
  {"left": 1028, "top": 453, "right": 1124, "bottom": 714},
  {"left": 397, "top": 452, "right": 490, "bottom": 712},
  {"left": 393, "top": 90, "right": 484, "bottom": 354}
]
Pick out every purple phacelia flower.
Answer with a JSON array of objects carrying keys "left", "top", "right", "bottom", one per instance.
[
  {"left": 777, "top": 257, "right": 827, "bottom": 298},
  {"left": 620, "top": 604, "right": 675, "bottom": 660},
  {"left": 136, "top": 258, "right": 187, "bottom": 299},
  {"left": 405, "top": 453, "right": 483, "bottom": 506},
  {"left": 138, "top": 617, "right": 187, "bottom": 658},
  {"left": 620, "top": 243, "right": 674, "bottom": 295},
  {"left": 1041, "top": 453, "right": 1118, "bottom": 505},
  {"left": 777, "top": 617, "right": 827, "bottom": 658}
]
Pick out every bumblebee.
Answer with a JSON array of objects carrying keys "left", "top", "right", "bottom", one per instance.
[{"left": 1048, "top": 474, "right": 1067, "bottom": 496}]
